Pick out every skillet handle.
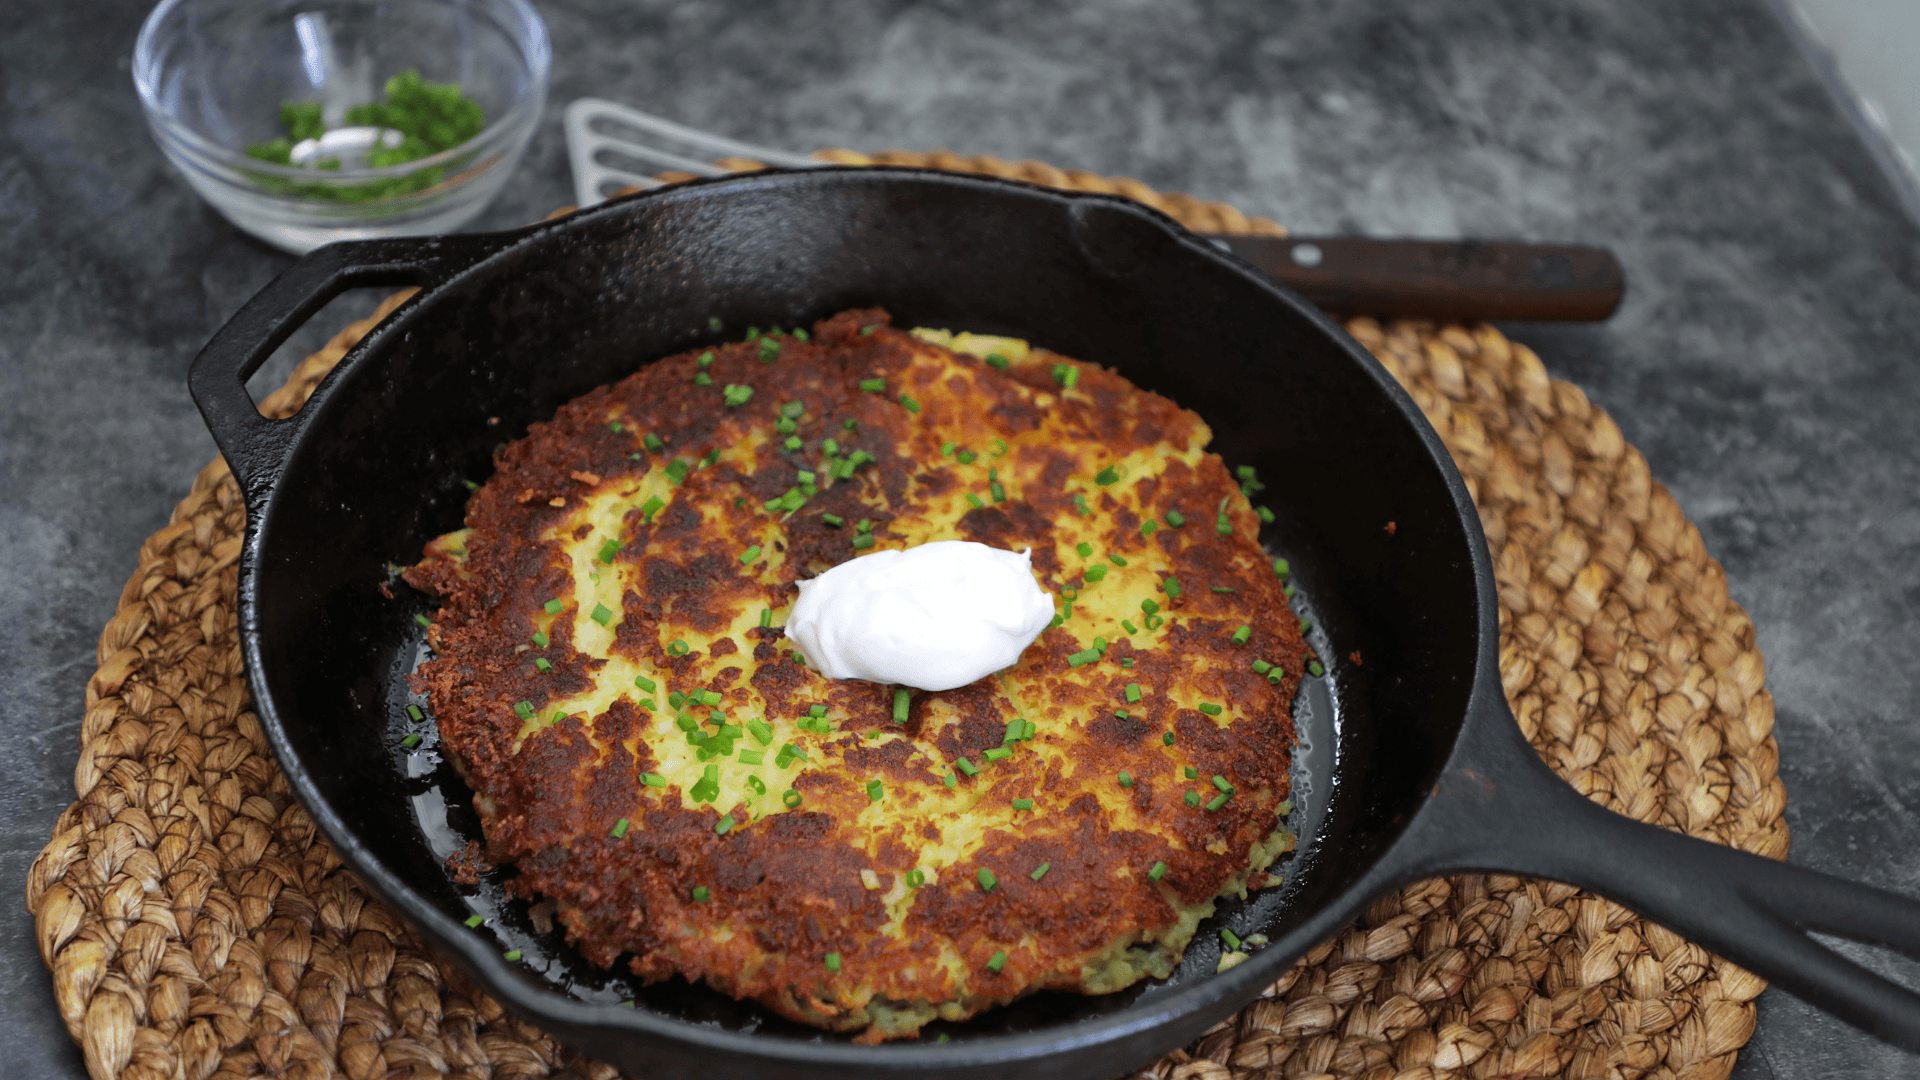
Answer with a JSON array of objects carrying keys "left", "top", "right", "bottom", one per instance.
[
  {"left": 186, "top": 233, "right": 520, "bottom": 504},
  {"left": 1404, "top": 689, "right": 1920, "bottom": 1051}
]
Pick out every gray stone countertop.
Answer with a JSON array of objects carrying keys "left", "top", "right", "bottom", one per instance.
[{"left": 3, "top": 1, "right": 1917, "bottom": 1077}]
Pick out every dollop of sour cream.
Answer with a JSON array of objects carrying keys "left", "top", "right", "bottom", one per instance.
[{"left": 784, "top": 540, "right": 1055, "bottom": 691}]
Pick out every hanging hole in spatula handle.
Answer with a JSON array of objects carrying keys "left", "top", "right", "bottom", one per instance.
[{"left": 187, "top": 232, "right": 520, "bottom": 505}]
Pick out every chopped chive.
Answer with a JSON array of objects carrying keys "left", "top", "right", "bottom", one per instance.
[
  {"left": 1118, "top": 770, "right": 1134, "bottom": 788},
  {"left": 1309, "top": 660, "right": 1325, "bottom": 677},
  {"left": 1141, "top": 520, "right": 1158, "bottom": 536},
  {"left": 1221, "top": 928, "right": 1242, "bottom": 951},
  {"left": 715, "top": 815, "right": 735, "bottom": 835},
  {"left": 1273, "top": 558, "right": 1290, "bottom": 578},
  {"left": 1185, "top": 790, "right": 1202, "bottom": 808},
  {"left": 708, "top": 317, "right": 724, "bottom": 331},
  {"left": 696, "top": 352, "right": 714, "bottom": 369},
  {"left": 667, "top": 639, "right": 690, "bottom": 656},
  {"left": 1163, "top": 577, "right": 1183, "bottom": 599},
  {"left": 1285, "top": 583, "right": 1297, "bottom": 598},
  {"left": 1213, "top": 775, "right": 1235, "bottom": 793},
  {"left": 899, "top": 393, "right": 920, "bottom": 413},
  {"left": 532, "top": 630, "right": 551, "bottom": 649},
  {"left": 693, "top": 885, "right": 710, "bottom": 902},
  {"left": 401, "top": 733, "right": 422, "bottom": 748},
  {"left": 861, "top": 323, "right": 877, "bottom": 335},
  {"left": 1110, "top": 554, "right": 1130, "bottom": 566},
  {"left": 665, "top": 458, "right": 690, "bottom": 484},
  {"left": 1149, "top": 861, "right": 1168, "bottom": 882},
  {"left": 783, "top": 789, "right": 803, "bottom": 808},
  {"left": 1163, "top": 731, "right": 1176, "bottom": 746},
  {"left": 844, "top": 418, "right": 859, "bottom": 431},
  {"left": 698, "top": 689, "right": 722, "bottom": 707},
  {"left": 1012, "top": 798, "right": 1034, "bottom": 811},
  {"left": 852, "top": 533, "right": 875, "bottom": 550},
  {"left": 907, "top": 869, "right": 927, "bottom": 887},
  {"left": 1121, "top": 619, "right": 1139, "bottom": 634},
  {"left": 1232, "top": 625, "right": 1252, "bottom": 645},
  {"left": 694, "top": 371, "right": 713, "bottom": 386},
  {"left": 463, "top": 479, "right": 480, "bottom": 491},
  {"left": 638, "top": 494, "right": 665, "bottom": 523},
  {"left": 956, "top": 757, "right": 978, "bottom": 777},
  {"left": 641, "top": 773, "right": 666, "bottom": 787},
  {"left": 612, "top": 818, "right": 630, "bottom": 838},
  {"left": 1257, "top": 506, "right": 1276, "bottom": 523},
  {"left": 967, "top": 493, "right": 985, "bottom": 509},
  {"left": 1125, "top": 683, "right": 1142, "bottom": 703},
  {"left": 867, "top": 779, "right": 884, "bottom": 802},
  {"left": 514, "top": 701, "right": 534, "bottom": 720},
  {"left": 893, "top": 687, "right": 911, "bottom": 723},
  {"left": 1084, "top": 564, "right": 1108, "bottom": 582},
  {"left": 644, "top": 433, "right": 665, "bottom": 452},
  {"left": 1211, "top": 586, "right": 1238, "bottom": 594},
  {"left": 1094, "top": 466, "right": 1120, "bottom": 486},
  {"left": 534, "top": 658, "right": 553, "bottom": 672},
  {"left": 1299, "top": 617, "right": 1313, "bottom": 634},
  {"left": 1076, "top": 541, "right": 1093, "bottom": 557},
  {"left": 758, "top": 337, "right": 781, "bottom": 362},
  {"left": 746, "top": 718, "right": 773, "bottom": 746},
  {"left": 809, "top": 704, "right": 827, "bottom": 718},
  {"left": 1122, "top": 658, "right": 1134, "bottom": 668},
  {"left": 784, "top": 435, "right": 803, "bottom": 451},
  {"left": 985, "top": 352, "right": 1010, "bottom": 370},
  {"left": 1165, "top": 509, "right": 1186, "bottom": 528},
  {"left": 859, "top": 378, "right": 885, "bottom": 392},
  {"left": 1217, "top": 511, "right": 1233, "bottom": 535},
  {"left": 1141, "top": 599, "right": 1160, "bottom": 616},
  {"left": 977, "top": 869, "right": 997, "bottom": 892},
  {"left": 826, "top": 952, "right": 842, "bottom": 971},
  {"left": 722, "top": 384, "right": 754, "bottom": 407},
  {"left": 464, "top": 915, "right": 483, "bottom": 927},
  {"left": 775, "top": 415, "right": 797, "bottom": 435},
  {"left": 987, "top": 950, "right": 1007, "bottom": 972},
  {"left": 738, "top": 544, "right": 762, "bottom": 565},
  {"left": 414, "top": 613, "right": 433, "bottom": 628},
  {"left": 983, "top": 747, "right": 1011, "bottom": 762},
  {"left": 1073, "top": 493, "right": 1091, "bottom": 516},
  {"left": 1206, "top": 791, "right": 1230, "bottom": 811},
  {"left": 990, "top": 481, "right": 1007, "bottom": 503},
  {"left": 820, "top": 513, "right": 844, "bottom": 528},
  {"left": 407, "top": 704, "right": 424, "bottom": 721},
  {"left": 669, "top": 691, "right": 687, "bottom": 708},
  {"left": 597, "top": 538, "right": 622, "bottom": 564},
  {"left": 1003, "top": 719, "right": 1024, "bottom": 744},
  {"left": 745, "top": 327, "right": 759, "bottom": 340},
  {"left": 1199, "top": 702, "right": 1222, "bottom": 716},
  {"left": 504, "top": 950, "right": 522, "bottom": 962},
  {"left": 1185, "top": 766, "right": 1198, "bottom": 779},
  {"left": 1051, "top": 362, "right": 1078, "bottom": 387},
  {"left": 956, "top": 449, "right": 976, "bottom": 464},
  {"left": 1067, "top": 648, "right": 1101, "bottom": 667},
  {"left": 1251, "top": 659, "right": 1272, "bottom": 674},
  {"left": 590, "top": 603, "right": 614, "bottom": 626},
  {"left": 738, "top": 748, "right": 765, "bottom": 765},
  {"left": 944, "top": 771, "right": 957, "bottom": 789},
  {"left": 793, "top": 328, "right": 810, "bottom": 342}
]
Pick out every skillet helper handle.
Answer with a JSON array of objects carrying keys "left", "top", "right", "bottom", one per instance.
[
  {"left": 1206, "top": 234, "right": 1625, "bottom": 321},
  {"left": 1406, "top": 694, "right": 1920, "bottom": 1050},
  {"left": 186, "top": 234, "right": 514, "bottom": 504}
]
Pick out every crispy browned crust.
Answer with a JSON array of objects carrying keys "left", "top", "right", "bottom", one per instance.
[{"left": 405, "top": 309, "right": 1307, "bottom": 1038}]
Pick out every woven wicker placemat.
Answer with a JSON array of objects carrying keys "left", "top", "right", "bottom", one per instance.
[{"left": 28, "top": 153, "right": 1788, "bottom": 1080}]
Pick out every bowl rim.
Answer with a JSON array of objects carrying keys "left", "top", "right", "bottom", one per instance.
[{"left": 131, "top": 0, "right": 551, "bottom": 183}]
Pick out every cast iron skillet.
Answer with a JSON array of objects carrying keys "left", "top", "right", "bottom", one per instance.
[{"left": 188, "top": 168, "right": 1920, "bottom": 1078}]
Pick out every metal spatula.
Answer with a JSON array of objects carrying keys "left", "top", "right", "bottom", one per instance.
[{"left": 563, "top": 97, "right": 1624, "bottom": 321}]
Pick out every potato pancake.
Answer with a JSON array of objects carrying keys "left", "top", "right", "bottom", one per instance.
[{"left": 405, "top": 308, "right": 1308, "bottom": 1041}]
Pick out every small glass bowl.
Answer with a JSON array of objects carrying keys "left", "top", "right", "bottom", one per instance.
[{"left": 134, "top": 0, "right": 550, "bottom": 254}]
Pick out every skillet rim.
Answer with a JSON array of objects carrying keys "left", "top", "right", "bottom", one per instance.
[{"left": 214, "top": 165, "right": 1502, "bottom": 1075}]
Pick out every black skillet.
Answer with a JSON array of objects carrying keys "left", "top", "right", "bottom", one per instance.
[{"left": 188, "top": 168, "right": 1920, "bottom": 1078}]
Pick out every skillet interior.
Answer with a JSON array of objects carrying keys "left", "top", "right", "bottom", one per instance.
[{"left": 240, "top": 168, "right": 1487, "bottom": 1075}]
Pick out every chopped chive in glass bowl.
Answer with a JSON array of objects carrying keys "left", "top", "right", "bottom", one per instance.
[{"left": 134, "top": 0, "right": 549, "bottom": 254}]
